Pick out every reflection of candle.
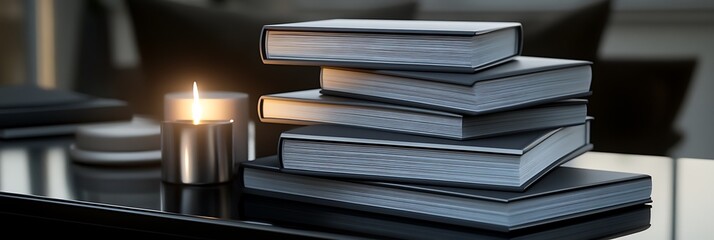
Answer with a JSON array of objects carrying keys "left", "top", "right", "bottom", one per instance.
[
  {"left": 71, "top": 163, "right": 160, "bottom": 209},
  {"left": 161, "top": 82, "right": 233, "bottom": 185},
  {"left": 160, "top": 182, "right": 235, "bottom": 218},
  {"left": 165, "top": 87, "right": 249, "bottom": 164}
]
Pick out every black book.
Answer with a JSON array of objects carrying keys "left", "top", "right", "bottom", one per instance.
[
  {"left": 0, "top": 86, "right": 132, "bottom": 138},
  {"left": 259, "top": 89, "right": 587, "bottom": 139},
  {"left": 260, "top": 19, "right": 522, "bottom": 73},
  {"left": 279, "top": 123, "right": 591, "bottom": 191},
  {"left": 241, "top": 194, "right": 652, "bottom": 240},
  {"left": 240, "top": 156, "right": 652, "bottom": 232},
  {"left": 320, "top": 56, "right": 592, "bottom": 115}
]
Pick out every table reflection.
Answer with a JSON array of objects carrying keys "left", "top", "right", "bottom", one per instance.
[
  {"left": 70, "top": 163, "right": 161, "bottom": 210},
  {"left": 0, "top": 137, "right": 73, "bottom": 198},
  {"left": 2, "top": 135, "right": 714, "bottom": 238},
  {"left": 0, "top": 147, "right": 31, "bottom": 195},
  {"left": 240, "top": 194, "right": 651, "bottom": 240},
  {"left": 564, "top": 152, "right": 673, "bottom": 240},
  {"left": 161, "top": 182, "right": 238, "bottom": 219}
]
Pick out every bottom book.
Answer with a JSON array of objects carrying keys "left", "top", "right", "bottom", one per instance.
[
  {"left": 241, "top": 194, "right": 651, "bottom": 240},
  {"left": 240, "top": 154, "right": 652, "bottom": 232}
]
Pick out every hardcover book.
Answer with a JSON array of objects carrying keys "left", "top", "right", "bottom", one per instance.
[
  {"left": 242, "top": 194, "right": 652, "bottom": 239},
  {"left": 320, "top": 56, "right": 592, "bottom": 115},
  {"left": 260, "top": 19, "right": 522, "bottom": 73},
  {"left": 240, "top": 156, "right": 652, "bottom": 232},
  {"left": 259, "top": 89, "right": 587, "bottom": 139},
  {"left": 279, "top": 123, "right": 591, "bottom": 191}
]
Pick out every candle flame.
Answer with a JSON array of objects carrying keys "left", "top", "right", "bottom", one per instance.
[{"left": 192, "top": 81, "right": 202, "bottom": 125}]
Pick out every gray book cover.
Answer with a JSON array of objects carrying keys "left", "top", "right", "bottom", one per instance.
[
  {"left": 321, "top": 56, "right": 591, "bottom": 86},
  {"left": 279, "top": 144, "right": 593, "bottom": 192},
  {"left": 240, "top": 156, "right": 652, "bottom": 231},
  {"left": 260, "top": 19, "right": 523, "bottom": 73},
  {"left": 320, "top": 56, "right": 592, "bottom": 115},
  {"left": 259, "top": 89, "right": 587, "bottom": 139},
  {"left": 279, "top": 123, "right": 593, "bottom": 191},
  {"left": 281, "top": 124, "right": 575, "bottom": 155}
]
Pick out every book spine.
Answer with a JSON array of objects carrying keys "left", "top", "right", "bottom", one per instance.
[
  {"left": 515, "top": 25, "right": 524, "bottom": 56},
  {"left": 259, "top": 26, "right": 270, "bottom": 64},
  {"left": 257, "top": 97, "right": 322, "bottom": 126},
  {"left": 257, "top": 96, "right": 266, "bottom": 120},
  {"left": 238, "top": 164, "right": 248, "bottom": 189},
  {"left": 277, "top": 136, "right": 286, "bottom": 169}
]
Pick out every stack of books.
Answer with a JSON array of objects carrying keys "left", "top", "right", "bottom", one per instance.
[{"left": 242, "top": 19, "right": 652, "bottom": 232}]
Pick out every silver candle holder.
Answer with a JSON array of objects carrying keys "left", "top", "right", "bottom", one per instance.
[{"left": 161, "top": 120, "right": 233, "bottom": 185}]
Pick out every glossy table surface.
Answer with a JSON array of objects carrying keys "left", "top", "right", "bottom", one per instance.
[{"left": 0, "top": 136, "right": 712, "bottom": 239}]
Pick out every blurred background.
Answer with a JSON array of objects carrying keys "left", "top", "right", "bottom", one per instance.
[{"left": 1, "top": 0, "right": 712, "bottom": 159}]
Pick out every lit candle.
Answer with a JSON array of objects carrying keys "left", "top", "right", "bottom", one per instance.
[
  {"left": 165, "top": 86, "right": 249, "bottom": 164},
  {"left": 161, "top": 82, "right": 233, "bottom": 185}
]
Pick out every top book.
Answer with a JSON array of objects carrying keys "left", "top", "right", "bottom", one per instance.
[{"left": 260, "top": 19, "right": 523, "bottom": 73}]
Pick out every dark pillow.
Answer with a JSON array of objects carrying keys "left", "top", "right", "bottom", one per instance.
[
  {"left": 418, "top": 0, "right": 611, "bottom": 62},
  {"left": 589, "top": 59, "right": 695, "bottom": 155},
  {"left": 127, "top": 0, "right": 417, "bottom": 157}
]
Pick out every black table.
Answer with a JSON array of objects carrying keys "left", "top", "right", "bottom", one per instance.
[{"left": 0, "top": 136, "right": 711, "bottom": 239}]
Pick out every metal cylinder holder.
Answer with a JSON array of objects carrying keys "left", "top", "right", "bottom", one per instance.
[{"left": 161, "top": 120, "right": 233, "bottom": 185}]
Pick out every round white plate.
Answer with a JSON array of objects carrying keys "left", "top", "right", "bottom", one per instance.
[{"left": 75, "top": 117, "right": 160, "bottom": 152}]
